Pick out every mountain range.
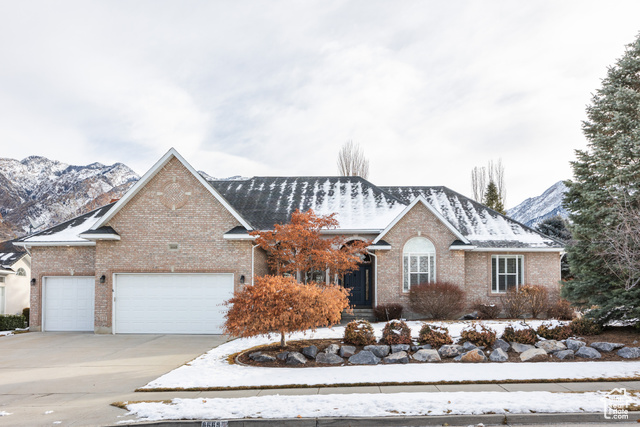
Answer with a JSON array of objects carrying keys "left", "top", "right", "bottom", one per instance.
[
  {"left": 507, "top": 181, "right": 569, "bottom": 228},
  {"left": 0, "top": 154, "right": 569, "bottom": 240}
]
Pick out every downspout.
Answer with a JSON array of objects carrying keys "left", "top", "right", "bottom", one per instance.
[
  {"left": 251, "top": 243, "right": 259, "bottom": 286},
  {"left": 368, "top": 250, "right": 377, "bottom": 307}
]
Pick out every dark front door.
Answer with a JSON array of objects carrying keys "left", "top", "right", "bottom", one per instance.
[{"left": 343, "top": 262, "right": 373, "bottom": 307}]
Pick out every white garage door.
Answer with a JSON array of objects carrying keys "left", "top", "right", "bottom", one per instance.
[
  {"left": 44, "top": 277, "right": 95, "bottom": 332},
  {"left": 114, "top": 273, "right": 234, "bottom": 334}
]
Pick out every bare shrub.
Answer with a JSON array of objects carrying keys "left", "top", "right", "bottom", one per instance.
[
  {"left": 547, "top": 299, "right": 576, "bottom": 320},
  {"left": 380, "top": 320, "right": 412, "bottom": 345},
  {"left": 536, "top": 322, "right": 573, "bottom": 341},
  {"left": 521, "top": 285, "right": 549, "bottom": 318},
  {"left": 418, "top": 324, "right": 452, "bottom": 347},
  {"left": 408, "top": 282, "right": 465, "bottom": 320},
  {"left": 471, "top": 301, "right": 501, "bottom": 319},
  {"left": 501, "top": 325, "right": 538, "bottom": 344},
  {"left": 343, "top": 320, "right": 376, "bottom": 346},
  {"left": 500, "top": 288, "right": 527, "bottom": 318},
  {"left": 459, "top": 322, "right": 497, "bottom": 347},
  {"left": 373, "top": 303, "right": 403, "bottom": 322}
]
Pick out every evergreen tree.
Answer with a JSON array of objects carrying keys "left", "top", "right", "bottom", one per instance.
[
  {"left": 535, "top": 215, "right": 571, "bottom": 243},
  {"left": 563, "top": 33, "right": 640, "bottom": 325},
  {"left": 483, "top": 181, "right": 505, "bottom": 214}
]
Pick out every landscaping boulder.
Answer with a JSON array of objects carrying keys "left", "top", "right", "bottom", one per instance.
[
  {"left": 460, "top": 348, "right": 487, "bottom": 363},
  {"left": 590, "top": 342, "right": 625, "bottom": 352},
  {"left": 286, "top": 351, "right": 307, "bottom": 365},
  {"left": 315, "top": 352, "right": 344, "bottom": 364},
  {"left": 492, "top": 339, "right": 510, "bottom": 353},
  {"left": 363, "top": 345, "right": 390, "bottom": 358},
  {"left": 438, "top": 344, "right": 464, "bottom": 358},
  {"left": 412, "top": 349, "right": 441, "bottom": 362},
  {"left": 339, "top": 345, "right": 356, "bottom": 358},
  {"left": 510, "top": 342, "right": 535, "bottom": 353},
  {"left": 349, "top": 350, "right": 380, "bottom": 365},
  {"left": 520, "top": 348, "right": 547, "bottom": 362},
  {"left": 462, "top": 341, "right": 478, "bottom": 351},
  {"left": 411, "top": 344, "right": 432, "bottom": 351},
  {"left": 302, "top": 345, "right": 318, "bottom": 359},
  {"left": 383, "top": 351, "right": 409, "bottom": 364},
  {"left": 565, "top": 338, "right": 586, "bottom": 352},
  {"left": 618, "top": 347, "right": 640, "bottom": 359},
  {"left": 489, "top": 348, "right": 508, "bottom": 362},
  {"left": 249, "top": 352, "right": 276, "bottom": 363},
  {"left": 575, "top": 346, "right": 602, "bottom": 359},
  {"left": 391, "top": 344, "right": 411, "bottom": 353},
  {"left": 535, "top": 340, "right": 567, "bottom": 353},
  {"left": 554, "top": 350, "right": 575, "bottom": 360},
  {"left": 325, "top": 344, "right": 340, "bottom": 354},
  {"left": 276, "top": 351, "right": 289, "bottom": 361}
]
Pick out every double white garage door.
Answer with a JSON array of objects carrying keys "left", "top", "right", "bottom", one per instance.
[{"left": 43, "top": 274, "right": 234, "bottom": 334}]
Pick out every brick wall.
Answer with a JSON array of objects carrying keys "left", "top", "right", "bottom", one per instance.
[
  {"left": 376, "top": 202, "right": 463, "bottom": 311},
  {"left": 94, "top": 156, "right": 255, "bottom": 332},
  {"left": 373, "top": 201, "right": 562, "bottom": 317},
  {"left": 29, "top": 246, "right": 96, "bottom": 330}
]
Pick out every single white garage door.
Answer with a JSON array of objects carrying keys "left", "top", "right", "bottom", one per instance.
[
  {"left": 43, "top": 276, "right": 95, "bottom": 332},
  {"left": 114, "top": 273, "right": 234, "bottom": 334}
]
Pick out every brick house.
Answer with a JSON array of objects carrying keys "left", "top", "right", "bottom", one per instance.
[{"left": 15, "top": 148, "right": 563, "bottom": 334}]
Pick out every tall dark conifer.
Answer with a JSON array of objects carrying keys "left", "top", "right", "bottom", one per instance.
[
  {"left": 483, "top": 181, "right": 505, "bottom": 214},
  {"left": 563, "top": 33, "right": 640, "bottom": 324}
]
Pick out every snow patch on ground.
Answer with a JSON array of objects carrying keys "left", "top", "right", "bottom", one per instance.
[
  {"left": 124, "top": 391, "right": 640, "bottom": 422},
  {"left": 0, "top": 411, "right": 11, "bottom": 416},
  {"left": 0, "top": 331, "right": 13, "bottom": 337},
  {"left": 142, "top": 320, "right": 640, "bottom": 390}
]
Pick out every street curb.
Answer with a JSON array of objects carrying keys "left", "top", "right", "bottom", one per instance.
[{"left": 111, "top": 411, "right": 640, "bottom": 426}]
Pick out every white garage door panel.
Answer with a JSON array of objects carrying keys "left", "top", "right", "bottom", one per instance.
[
  {"left": 115, "top": 274, "right": 233, "bottom": 334},
  {"left": 44, "top": 277, "right": 95, "bottom": 332}
]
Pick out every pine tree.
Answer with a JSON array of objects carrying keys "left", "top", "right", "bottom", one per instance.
[
  {"left": 535, "top": 215, "right": 571, "bottom": 243},
  {"left": 483, "top": 181, "right": 505, "bottom": 214},
  {"left": 563, "top": 32, "right": 640, "bottom": 325}
]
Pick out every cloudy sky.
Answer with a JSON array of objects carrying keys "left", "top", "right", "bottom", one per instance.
[{"left": 1, "top": 1, "right": 639, "bottom": 207}]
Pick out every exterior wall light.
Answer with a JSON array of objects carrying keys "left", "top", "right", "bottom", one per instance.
[
  {"left": 99, "top": 275, "right": 106, "bottom": 284},
  {"left": 30, "top": 278, "right": 36, "bottom": 286},
  {"left": 240, "top": 275, "right": 245, "bottom": 284}
]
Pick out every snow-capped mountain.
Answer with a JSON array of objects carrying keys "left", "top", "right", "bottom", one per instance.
[
  {"left": 507, "top": 181, "right": 569, "bottom": 228},
  {"left": 0, "top": 156, "right": 139, "bottom": 239}
]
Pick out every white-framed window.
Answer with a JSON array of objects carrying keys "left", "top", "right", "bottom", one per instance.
[
  {"left": 0, "top": 276, "right": 5, "bottom": 283},
  {"left": 403, "top": 237, "right": 436, "bottom": 292},
  {"left": 491, "top": 255, "right": 524, "bottom": 293},
  {"left": 16, "top": 268, "right": 26, "bottom": 276}
]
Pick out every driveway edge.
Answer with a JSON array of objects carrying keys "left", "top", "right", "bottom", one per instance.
[{"left": 110, "top": 411, "right": 640, "bottom": 426}]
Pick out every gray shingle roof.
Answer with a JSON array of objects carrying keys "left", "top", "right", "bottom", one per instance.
[
  {"left": 380, "top": 186, "right": 563, "bottom": 249},
  {"left": 209, "top": 177, "right": 404, "bottom": 231}
]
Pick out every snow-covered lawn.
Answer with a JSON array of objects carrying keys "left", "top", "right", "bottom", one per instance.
[
  {"left": 142, "top": 320, "right": 640, "bottom": 390},
  {"left": 125, "top": 391, "right": 640, "bottom": 422}
]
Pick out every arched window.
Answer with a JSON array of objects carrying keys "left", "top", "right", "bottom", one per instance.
[
  {"left": 403, "top": 237, "right": 435, "bottom": 292},
  {"left": 16, "top": 268, "right": 26, "bottom": 277}
]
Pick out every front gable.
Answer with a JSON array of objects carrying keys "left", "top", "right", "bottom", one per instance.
[{"left": 91, "top": 148, "right": 251, "bottom": 232}]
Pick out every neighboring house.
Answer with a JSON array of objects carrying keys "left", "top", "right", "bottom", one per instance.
[
  {"left": 0, "top": 239, "right": 30, "bottom": 315},
  {"left": 15, "top": 148, "right": 563, "bottom": 334}
]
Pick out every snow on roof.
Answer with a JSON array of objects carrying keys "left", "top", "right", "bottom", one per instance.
[
  {"left": 210, "top": 177, "right": 405, "bottom": 231},
  {"left": 21, "top": 203, "right": 115, "bottom": 244},
  {"left": 380, "top": 186, "right": 562, "bottom": 248}
]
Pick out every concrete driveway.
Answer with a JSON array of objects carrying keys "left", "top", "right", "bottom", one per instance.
[{"left": 0, "top": 332, "right": 228, "bottom": 426}]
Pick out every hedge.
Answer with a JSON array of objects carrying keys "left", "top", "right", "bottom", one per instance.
[{"left": 0, "top": 315, "right": 26, "bottom": 331}]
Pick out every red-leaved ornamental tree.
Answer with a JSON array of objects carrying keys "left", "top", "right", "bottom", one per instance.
[
  {"left": 223, "top": 275, "right": 350, "bottom": 346},
  {"left": 250, "top": 209, "right": 370, "bottom": 283}
]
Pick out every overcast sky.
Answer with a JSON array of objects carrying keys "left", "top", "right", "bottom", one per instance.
[{"left": 1, "top": 1, "right": 639, "bottom": 208}]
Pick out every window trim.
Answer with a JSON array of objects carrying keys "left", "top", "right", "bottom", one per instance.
[
  {"left": 491, "top": 255, "right": 524, "bottom": 294},
  {"left": 16, "top": 268, "right": 26, "bottom": 277},
  {"left": 402, "top": 237, "right": 436, "bottom": 292}
]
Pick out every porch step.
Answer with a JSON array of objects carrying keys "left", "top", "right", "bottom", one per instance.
[{"left": 341, "top": 308, "right": 377, "bottom": 324}]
